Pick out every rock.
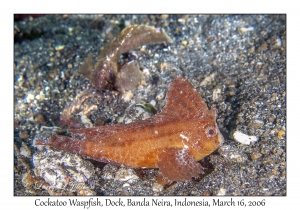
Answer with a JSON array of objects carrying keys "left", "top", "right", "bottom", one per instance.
[{"left": 33, "top": 146, "right": 97, "bottom": 195}]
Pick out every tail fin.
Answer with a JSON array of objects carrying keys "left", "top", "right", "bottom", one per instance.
[{"left": 35, "top": 135, "right": 85, "bottom": 155}]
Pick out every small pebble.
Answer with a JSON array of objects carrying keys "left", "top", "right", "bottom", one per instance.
[
  {"left": 115, "top": 168, "right": 138, "bottom": 182},
  {"left": 122, "top": 91, "right": 134, "bottom": 102},
  {"left": 35, "top": 114, "right": 46, "bottom": 125},
  {"left": 250, "top": 120, "right": 264, "bottom": 129},
  {"left": 35, "top": 91, "right": 45, "bottom": 101},
  {"left": 213, "top": 88, "right": 222, "bottom": 101},
  {"left": 156, "top": 91, "right": 165, "bottom": 101},
  {"left": 160, "top": 62, "right": 170, "bottom": 71},
  {"left": 258, "top": 43, "right": 267, "bottom": 52},
  {"left": 181, "top": 40, "right": 188, "bottom": 46},
  {"left": 160, "top": 14, "right": 169, "bottom": 20},
  {"left": 152, "top": 183, "right": 164, "bottom": 192},
  {"left": 143, "top": 68, "right": 150, "bottom": 76},
  {"left": 249, "top": 45, "right": 255, "bottom": 53},
  {"left": 55, "top": 45, "right": 65, "bottom": 51},
  {"left": 250, "top": 152, "right": 262, "bottom": 161},
  {"left": 203, "top": 191, "right": 211, "bottom": 196},
  {"left": 77, "top": 189, "right": 96, "bottom": 196},
  {"left": 277, "top": 130, "right": 285, "bottom": 139},
  {"left": 200, "top": 73, "right": 216, "bottom": 86},
  {"left": 26, "top": 93, "right": 35, "bottom": 103},
  {"left": 150, "top": 99, "right": 156, "bottom": 107},
  {"left": 19, "top": 130, "right": 29, "bottom": 139}
]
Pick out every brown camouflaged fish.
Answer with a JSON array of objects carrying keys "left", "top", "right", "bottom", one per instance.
[
  {"left": 36, "top": 76, "right": 223, "bottom": 184},
  {"left": 79, "top": 25, "right": 173, "bottom": 92}
]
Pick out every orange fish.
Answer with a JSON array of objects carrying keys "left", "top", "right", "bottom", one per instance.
[{"left": 35, "top": 76, "right": 224, "bottom": 184}]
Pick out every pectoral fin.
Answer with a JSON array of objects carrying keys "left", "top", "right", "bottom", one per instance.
[{"left": 157, "top": 148, "right": 204, "bottom": 184}]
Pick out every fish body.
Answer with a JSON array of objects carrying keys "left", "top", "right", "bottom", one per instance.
[{"left": 36, "top": 76, "right": 223, "bottom": 183}]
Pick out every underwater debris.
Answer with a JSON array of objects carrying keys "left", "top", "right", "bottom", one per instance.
[
  {"left": 135, "top": 100, "right": 157, "bottom": 115},
  {"left": 60, "top": 91, "right": 102, "bottom": 128}
]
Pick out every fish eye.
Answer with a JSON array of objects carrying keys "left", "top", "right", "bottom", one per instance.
[
  {"left": 208, "top": 129, "right": 215, "bottom": 135},
  {"left": 204, "top": 124, "right": 217, "bottom": 138}
]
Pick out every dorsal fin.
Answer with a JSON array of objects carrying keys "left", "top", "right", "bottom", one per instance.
[
  {"left": 113, "top": 76, "right": 211, "bottom": 128},
  {"left": 154, "top": 75, "right": 209, "bottom": 119}
]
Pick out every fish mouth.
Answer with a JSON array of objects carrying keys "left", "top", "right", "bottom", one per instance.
[
  {"left": 216, "top": 123, "right": 224, "bottom": 145},
  {"left": 217, "top": 131, "right": 224, "bottom": 145}
]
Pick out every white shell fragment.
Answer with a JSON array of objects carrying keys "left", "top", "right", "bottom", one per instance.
[
  {"left": 217, "top": 187, "right": 227, "bottom": 196},
  {"left": 240, "top": 26, "right": 254, "bottom": 33},
  {"left": 233, "top": 130, "right": 259, "bottom": 145}
]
